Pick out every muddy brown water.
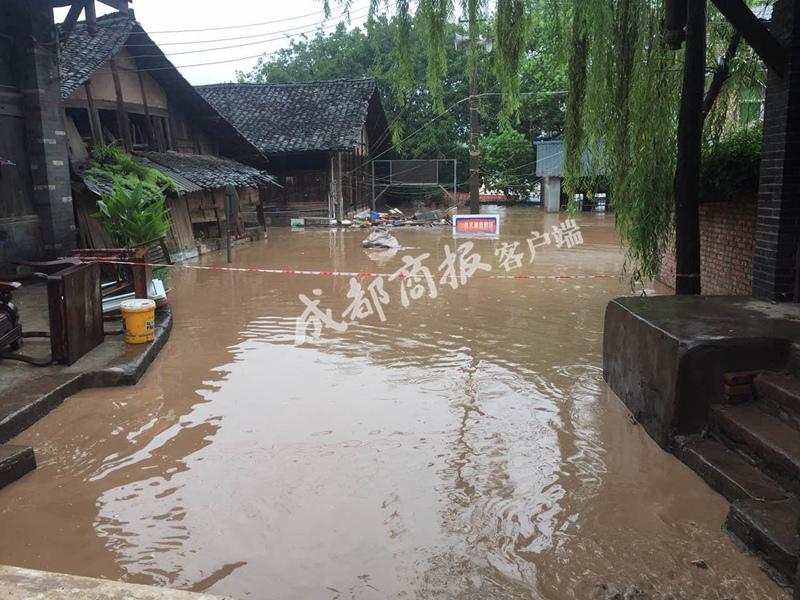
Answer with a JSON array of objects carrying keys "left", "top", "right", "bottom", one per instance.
[{"left": 0, "top": 208, "right": 787, "bottom": 599}]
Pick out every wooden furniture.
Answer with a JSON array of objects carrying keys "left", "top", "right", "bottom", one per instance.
[
  {"left": 44, "top": 262, "right": 103, "bottom": 366},
  {"left": 71, "top": 248, "right": 150, "bottom": 299}
]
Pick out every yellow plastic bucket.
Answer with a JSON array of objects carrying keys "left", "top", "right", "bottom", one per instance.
[{"left": 121, "top": 299, "right": 156, "bottom": 344}]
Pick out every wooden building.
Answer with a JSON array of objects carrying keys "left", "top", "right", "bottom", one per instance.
[
  {"left": 196, "top": 80, "right": 391, "bottom": 222},
  {"left": 58, "top": 11, "right": 276, "bottom": 255}
]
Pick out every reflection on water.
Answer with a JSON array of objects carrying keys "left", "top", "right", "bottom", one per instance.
[{"left": 0, "top": 208, "right": 787, "bottom": 599}]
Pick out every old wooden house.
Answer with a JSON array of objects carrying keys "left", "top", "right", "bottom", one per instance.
[
  {"left": 58, "top": 11, "right": 276, "bottom": 255},
  {"left": 196, "top": 80, "right": 391, "bottom": 222}
]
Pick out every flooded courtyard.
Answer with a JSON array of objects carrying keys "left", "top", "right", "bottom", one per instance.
[{"left": 0, "top": 207, "right": 787, "bottom": 599}]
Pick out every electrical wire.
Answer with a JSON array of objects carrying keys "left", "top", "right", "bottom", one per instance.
[
  {"left": 145, "top": 5, "right": 363, "bottom": 34},
  {"left": 122, "top": 6, "right": 370, "bottom": 54}
]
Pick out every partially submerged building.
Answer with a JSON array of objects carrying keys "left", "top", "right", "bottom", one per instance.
[
  {"left": 59, "top": 12, "right": 275, "bottom": 256},
  {"left": 534, "top": 140, "right": 596, "bottom": 213},
  {"left": 0, "top": 4, "right": 276, "bottom": 272},
  {"left": 196, "top": 80, "right": 391, "bottom": 222}
]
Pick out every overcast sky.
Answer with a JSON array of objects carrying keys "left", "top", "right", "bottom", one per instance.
[{"left": 54, "top": 0, "right": 371, "bottom": 85}]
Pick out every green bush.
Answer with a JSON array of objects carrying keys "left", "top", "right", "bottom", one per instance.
[
  {"left": 94, "top": 182, "right": 171, "bottom": 247},
  {"left": 701, "top": 126, "right": 762, "bottom": 202},
  {"left": 86, "top": 144, "right": 177, "bottom": 201}
]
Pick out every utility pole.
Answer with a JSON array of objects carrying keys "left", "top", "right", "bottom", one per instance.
[
  {"left": 456, "top": 25, "right": 492, "bottom": 215},
  {"left": 469, "top": 56, "right": 481, "bottom": 214}
]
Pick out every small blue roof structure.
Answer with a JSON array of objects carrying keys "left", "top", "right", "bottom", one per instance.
[{"left": 535, "top": 140, "right": 594, "bottom": 178}]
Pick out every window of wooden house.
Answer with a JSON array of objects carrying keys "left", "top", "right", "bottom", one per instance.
[
  {"left": 128, "top": 113, "right": 150, "bottom": 150},
  {"left": 66, "top": 108, "right": 92, "bottom": 144},
  {"left": 98, "top": 109, "right": 120, "bottom": 144},
  {"left": 285, "top": 176, "right": 296, "bottom": 186}
]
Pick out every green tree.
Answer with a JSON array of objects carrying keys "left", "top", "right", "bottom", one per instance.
[
  {"left": 240, "top": 13, "right": 566, "bottom": 193},
  {"left": 321, "top": 1, "right": 765, "bottom": 280},
  {"left": 480, "top": 127, "right": 535, "bottom": 199}
]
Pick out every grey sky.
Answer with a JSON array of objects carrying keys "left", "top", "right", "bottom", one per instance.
[{"left": 54, "top": 0, "right": 371, "bottom": 85}]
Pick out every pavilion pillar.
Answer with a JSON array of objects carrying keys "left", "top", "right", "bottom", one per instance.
[{"left": 542, "top": 176, "right": 561, "bottom": 213}]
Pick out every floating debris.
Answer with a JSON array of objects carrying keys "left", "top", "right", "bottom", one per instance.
[{"left": 362, "top": 228, "right": 401, "bottom": 249}]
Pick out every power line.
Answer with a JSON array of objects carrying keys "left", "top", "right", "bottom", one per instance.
[
  {"left": 128, "top": 7, "right": 371, "bottom": 57},
  {"left": 145, "top": 5, "right": 363, "bottom": 34},
  {"left": 123, "top": 4, "right": 370, "bottom": 48}
]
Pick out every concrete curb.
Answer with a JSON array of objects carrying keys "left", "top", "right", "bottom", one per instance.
[{"left": 0, "top": 308, "right": 172, "bottom": 445}]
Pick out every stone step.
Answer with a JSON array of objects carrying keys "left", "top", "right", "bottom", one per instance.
[
  {"left": 678, "top": 438, "right": 789, "bottom": 502},
  {"left": 725, "top": 497, "right": 800, "bottom": 583},
  {"left": 713, "top": 404, "right": 800, "bottom": 492},
  {"left": 755, "top": 372, "right": 800, "bottom": 430},
  {"left": 0, "top": 444, "right": 36, "bottom": 490}
]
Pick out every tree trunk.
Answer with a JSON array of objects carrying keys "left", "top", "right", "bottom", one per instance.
[{"left": 673, "top": 0, "right": 706, "bottom": 295}]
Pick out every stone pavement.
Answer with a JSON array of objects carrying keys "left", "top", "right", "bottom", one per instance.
[{"left": 0, "top": 565, "right": 229, "bottom": 599}]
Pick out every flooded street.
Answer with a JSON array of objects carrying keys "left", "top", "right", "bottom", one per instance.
[{"left": 0, "top": 207, "right": 786, "bottom": 599}]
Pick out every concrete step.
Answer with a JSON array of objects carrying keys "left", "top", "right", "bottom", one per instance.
[
  {"left": 725, "top": 497, "right": 800, "bottom": 583},
  {"left": 678, "top": 438, "right": 789, "bottom": 502},
  {"left": 713, "top": 404, "right": 800, "bottom": 492},
  {"left": 755, "top": 372, "right": 800, "bottom": 430},
  {"left": 0, "top": 444, "right": 36, "bottom": 490}
]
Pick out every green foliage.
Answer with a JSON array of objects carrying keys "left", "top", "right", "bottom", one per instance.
[
  {"left": 240, "top": 13, "right": 565, "bottom": 192},
  {"left": 94, "top": 182, "right": 171, "bottom": 247},
  {"left": 701, "top": 126, "right": 762, "bottom": 201},
  {"left": 550, "top": 0, "right": 767, "bottom": 279},
  {"left": 86, "top": 144, "right": 177, "bottom": 202},
  {"left": 495, "top": 0, "right": 528, "bottom": 121},
  {"left": 480, "top": 127, "right": 535, "bottom": 198}
]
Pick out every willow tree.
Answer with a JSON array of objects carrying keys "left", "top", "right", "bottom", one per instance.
[{"left": 328, "top": 0, "right": 764, "bottom": 280}]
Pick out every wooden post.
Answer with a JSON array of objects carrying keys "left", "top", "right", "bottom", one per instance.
[
  {"left": 136, "top": 69, "right": 157, "bottom": 150},
  {"left": 85, "top": 0, "right": 97, "bottom": 35},
  {"left": 371, "top": 161, "right": 376, "bottom": 211},
  {"left": 673, "top": 0, "right": 706, "bottom": 295},
  {"left": 165, "top": 100, "right": 177, "bottom": 151},
  {"left": 338, "top": 152, "right": 344, "bottom": 221},
  {"left": 109, "top": 58, "right": 132, "bottom": 151},
  {"left": 83, "top": 80, "right": 102, "bottom": 145},
  {"left": 224, "top": 185, "right": 235, "bottom": 263}
]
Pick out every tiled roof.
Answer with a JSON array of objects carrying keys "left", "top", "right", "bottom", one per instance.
[
  {"left": 195, "top": 80, "right": 378, "bottom": 155},
  {"left": 59, "top": 12, "right": 134, "bottom": 99},
  {"left": 57, "top": 12, "right": 269, "bottom": 167},
  {"left": 80, "top": 152, "right": 275, "bottom": 196},
  {"left": 137, "top": 152, "right": 275, "bottom": 190}
]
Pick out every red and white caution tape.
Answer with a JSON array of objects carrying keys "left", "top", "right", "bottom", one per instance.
[{"left": 82, "top": 259, "right": 615, "bottom": 281}]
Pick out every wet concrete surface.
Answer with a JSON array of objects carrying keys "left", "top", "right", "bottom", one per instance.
[
  {"left": 603, "top": 296, "right": 800, "bottom": 447},
  {"left": 0, "top": 565, "right": 229, "bottom": 599},
  {"left": 0, "top": 207, "right": 790, "bottom": 599},
  {"left": 0, "top": 281, "right": 172, "bottom": 444}
]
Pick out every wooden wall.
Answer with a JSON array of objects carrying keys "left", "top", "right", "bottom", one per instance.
[{"left": 63, "top": 48, "right": 217, "bottom": 156}]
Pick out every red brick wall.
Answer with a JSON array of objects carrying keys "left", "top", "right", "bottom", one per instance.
[{"left": 659, "top": 197, "right": 757, "bottom": 295}]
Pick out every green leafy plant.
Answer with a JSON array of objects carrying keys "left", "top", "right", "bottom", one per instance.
[
  {"left": 94, "top": 182, "right": 171, "bottom": 247},
  {"left": 86, "top": 144, "right": 177, "bottom": 201},
  {"left": 701, "top": 126, "right": 761, "bottom": 202}
]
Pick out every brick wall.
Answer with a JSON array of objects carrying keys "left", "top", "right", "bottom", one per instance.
[
  {"left": 659, "top": 197, "right": 757, "bottom": 295},
  {"left": 752, "top": 0, "right": 800, "bottom": 300}
]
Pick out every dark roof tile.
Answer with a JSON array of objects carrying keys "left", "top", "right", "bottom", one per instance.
[
  {"left": 137, "top": 152, "right": 276, "bottom": 191},
  {"left": 59, "top": 12, "right": 134, "bottom": 99},
  {"left": 195, "top": 80, "right": 378, "bottom": 155}
]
